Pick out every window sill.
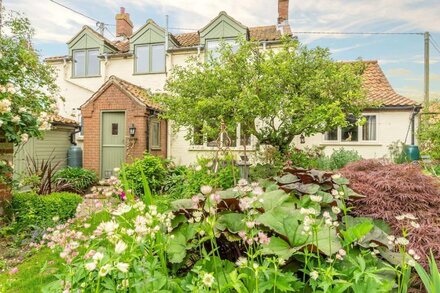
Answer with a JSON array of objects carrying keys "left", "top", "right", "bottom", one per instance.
[
  {"left": 76, "top": 136, "right": 84, "bottom": 141},
  {"left": 71, "top": 75, "right": 102, "bottom": 79},
  {"left": 151, "top": 147, "right": 161, "bottom": 151},
  {"left": 320, "top": 142, "right": 382, "bottom": 147},
  {"left": 189, "top": 145, "right": 256, "bottom": 151},
  {"left": 133, "top": 72, "right": 166, "bottom": 76}
]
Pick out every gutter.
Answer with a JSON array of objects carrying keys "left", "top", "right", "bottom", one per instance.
[{"left": 410, "top": 106, "right": 422, "bottom": 145}]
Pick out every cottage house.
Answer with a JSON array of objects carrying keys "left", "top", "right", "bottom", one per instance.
[{"left": 44, "top": 0, "right": 420, "bottom": 176}]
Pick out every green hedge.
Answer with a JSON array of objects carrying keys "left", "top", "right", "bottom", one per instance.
[{"left": 11, "top": 192, "right": 82, "bottom": 231}]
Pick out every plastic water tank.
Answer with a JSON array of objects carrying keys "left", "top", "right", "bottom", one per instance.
[
  {"left": 403, "top": 145, "right": 420, "bottom": 161},
  {"left": 67, "top": 145, "right": 83, "bottom": 167}
]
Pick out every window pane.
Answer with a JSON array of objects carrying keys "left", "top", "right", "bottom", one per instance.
[
  {"left": 193, "top": 125, "right": 204, "bottom": 145},
  {"left": 151, "top": 44, "right": 165, "bottom": 72},
  {"left": 87, "top": 49, "right": 100, "bottom": 76},
  {"left": 206, "top": 40, "right": 221, "bottom": 60},
  {"left": 362, "top": 115, "right": 377, "bottom": 141},
  {"left": 341, "top": 125, "right": 358, "bottom": 142},
  {"left": 325, "top": 129, "right": 338, "bottom": 141},
  {"left": 240, "top": 125, "right": 251, "bottom": 146},
  {"left": 73, "top": 51, "right": 85, "bottom": 77},
  {"left": 135, "top": 46, "right": 149, "bottom": 73},
  {"left": 151, "top": 121, "right": 160, "bottom": 148}
]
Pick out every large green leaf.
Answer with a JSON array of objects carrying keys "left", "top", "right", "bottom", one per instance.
[
  {"left": 340, "top": 221, "right": 374, "bottom": 246},
  {"left": 275, "top": 174, "right": 299, "bottom": 184},
  {"left": 257, "top": 208, "right": 309, "bottom": 247},
  {"left": 167, "top": 223, "right": 198, "bottom": 263},
  {"left": 311, "top": 227, "right": 342, "bottom": 256},
  {"left": 171, "top": 199, "right": 196, "bottom": 210},
  {"left": 262, "top": 236, "right": 299, "bottom": 259},
  {"left": 218, "top": 189, "right": 239, "bottom": 199},
  {"left": 257, "top": 190, "right": 290, "bottom": 211},
  {"left": 216, "top": 212, "right": 246, "bottom": 233}
]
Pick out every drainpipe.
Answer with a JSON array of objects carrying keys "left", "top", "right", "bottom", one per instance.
[
  {"left": 70, "top": 125, "right": 82, "bottom": 146},
  {"left": 411, "top": 106, "right": 422, "bottom": 145}
]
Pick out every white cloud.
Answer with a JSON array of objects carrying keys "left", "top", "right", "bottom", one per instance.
[{"left": 4, "top": 0, "right": 96, "bottom": 43}]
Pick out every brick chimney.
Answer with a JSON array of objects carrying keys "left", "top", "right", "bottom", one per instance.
[
  {"left": 115, "top": 7, "right": 133, "bottom": 38},
  {"left": 277, "top": 0, "right": 289, "bottom": 25}
]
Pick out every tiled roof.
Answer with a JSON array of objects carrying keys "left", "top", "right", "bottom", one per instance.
[
  {"left": 174, "top": 32, "right": 200, "bottom": 47},
  {"left": 249, "top": 25, "right": 291, "bottom": 41},
  {"left": 51, "top": 115, "right": 79, "bottom": 126},
  {"left": 173, "top": 24, "right": 292, "bottom": 48},
  {"left": 360, "top": 61, "right": 419, "bottom": 107},
  {"left": 108, "top": 76, "right": 162, "bottom": 110}
]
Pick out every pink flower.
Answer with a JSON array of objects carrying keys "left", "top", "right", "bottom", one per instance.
[
  {"left": 258, "top": 232, "right": 270, "bottom": 245},
  {"left": 9, "top": 267, "right": 19, "bottom": 275},
  {"left": 210, "top": 193, "right": 221, "bottom": 204},
  {"left": 238, "top": 231, "right": 246, "bottom": 239}
]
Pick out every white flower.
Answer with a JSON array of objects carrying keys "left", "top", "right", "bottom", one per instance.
[
  {"left": 11, "top": 115, "right": 20, "bottom": 123},
  {"left": 18, "top": 107, "right": 27, "bottom": 113},
  {"left": 113, "top": 167, "right": 120, "bottom": 172},
  {"left": 235, "top": 257, "right": 248, "bottom": 267},
  {"left": 195, "top": 165, "right": 202, "bottom": 171},
  {"left": 92, "top": 252, "right": 104, "bottom": 261},
  {"left": 408, "top": 249, "right": 415, "bottom": 255},
  {"left": 331, "top": 174, "right": 341, "bottom": 179},
  {"left": 102, "top": 221, "right": 119, "bottom": 235},
  {"left": 310, "top": 270, "right": 319, "bottom": 280},
  {"left": 52, "top": 216, "right": 60, "bottom": 222},
  {"left": 19, "top": 133, "right": 29, "bottom": 143},
  {"left": 98, "top": 264, "right": 112, "bottom": 277},
  {"left": 407, "top": 259, "right": 416, "bottom": 267},
  {"left": 410, "top": 221, "right": 420, "bottom": 229},
  {"left": 332, "top": 206, "right": 341, "bottom": 214},
  {"left": 238, "top": 179, "right": 248, "bottom": 186},
  {"left": 116, "top": 262, "right": 129, "bottom": 273},
  {"left": 200, "top": 185, "right": 213, "bottom": 195},
  {"left": 202, "top": 272, "right": 215, "bottom": 287},
  {"left": 310, "top": 195, "right": 322, "bottom": 203},
  {"left": 115, "top": 241, "right": 127, "bottom": 254},
  {"left": 396, "top": 237, "right": 409, "bottom": 246},
  {"left": 112, "top": 204, "right": 132, "bottom": 216},
  {"left": 331, "top": 189, "right": 339, "bottom": 196},
  {"left": 85, "top": 262, "right": 96, "bottom": 271}
]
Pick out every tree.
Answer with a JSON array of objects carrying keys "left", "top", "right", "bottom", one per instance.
[
  {"left": 0, "top": 9, "right": 59, "bottom": 145},
  {"left": 0, "top": 9, "right": 59, "bottom": 184},
  {"left": 157, "top": 37, "right": 369, "bottom": 154}
]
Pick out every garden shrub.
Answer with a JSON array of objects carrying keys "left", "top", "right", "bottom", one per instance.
[
  {"left": 341, "top": 159, "right": 440, "bottom": 268},
  {"left": 418, "top": 102, "right": 440, "bottom": 160},
  {"left": 53, "top": 167, "right": 98, "bottom": 194},
  {"left": 10, "top": 192, "right": 82, "bottom": 232},
  {"left": 121, "top": 153, "right": 169, "bottom": 196},
  {"left": 166, "top": 157, "right": 238, "bottom": 199},
  {"left": 249, "top": 163, "right": 281, "bottom": 181},
  {"left": 41, "top": 169, "right": 414, "bottom": 292}
]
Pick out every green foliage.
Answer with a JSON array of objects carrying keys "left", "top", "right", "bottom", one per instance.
[
  {"left": 10, "top": 192, "right": 82, "bottom": 232},
  {"left": 315, "top": 148, "right": 362, "bottom": 170},
  {"left": 0, "top": 9, "right": 59, "bottom": 148},
  {"left": 166, "top": 157, "right": 238, "bottom": 199},
  {"left": 387, "top": 140, "right": 409, "bottom": 164},
  {"left": 121, "top": 152, "right": 168, "bottom": 195},
  {"left": 157, "top": 37, "right": 369, "bottom": 154},
  {"left": 249, "top": 163, "right": 282, "bottom": 181},
  {"left": 414, "top": 252, "right": 440, "bottom": 293},
  {"left": 53, "top": 167, "right": 98, "bottom": 193},
  {"left": 418, "top": 102, "right": 440, "bottom": 159}
]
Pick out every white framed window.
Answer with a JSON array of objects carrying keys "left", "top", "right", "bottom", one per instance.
[
  {"left": 150, "top": 119, "right": 161, "bottom": 149},
  {"left": 72, "top": 48, "right": 100, "bottom": 77},
  {"left": 134, "top": 44, "right": 165, "bottom": 74},
  {"left": 191, "top": 123, "right": 253, "bottom": 148},
  {"left": 206, "top": 38, "right": 239, "bottom": 60},
  {"left": 324, "top": 114, "right": 378, "bottom": 143}
]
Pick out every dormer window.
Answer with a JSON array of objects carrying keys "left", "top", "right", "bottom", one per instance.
[
  {"left": 134, "top": 44, "right": 165, "bottom": 74},
  {"left": 72, "top": 48, "right": 100, "bottom": 77},
  {"left": 206, "top": 39, "right": 239, "bottom": 60}
]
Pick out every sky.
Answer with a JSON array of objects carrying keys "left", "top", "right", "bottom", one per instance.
[{"left": 3, "top": 0, "right": 440, "bottom": 102}]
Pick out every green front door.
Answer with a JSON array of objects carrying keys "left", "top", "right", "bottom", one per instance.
[{"left": 101, "top": 112, "right": 125, "bottom": 178}]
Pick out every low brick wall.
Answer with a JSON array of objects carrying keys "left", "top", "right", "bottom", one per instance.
[{"left": 0, "top": 133, "right": 13, "bottom": 214}]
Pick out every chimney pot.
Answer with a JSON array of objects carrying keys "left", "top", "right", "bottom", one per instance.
[
  {"left": 278, "top": 0, "right": 289, "bottom": 25},
  {"left": 116, "top": 7, "right": 133, "bottom": 38}
]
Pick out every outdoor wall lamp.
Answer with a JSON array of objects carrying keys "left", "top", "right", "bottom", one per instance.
[
  {"left": 129, "top": 123, "right": 136, "bottom": 137},
  {"left": 300, "top": 134, "right": 305, "bottom": 144}
]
